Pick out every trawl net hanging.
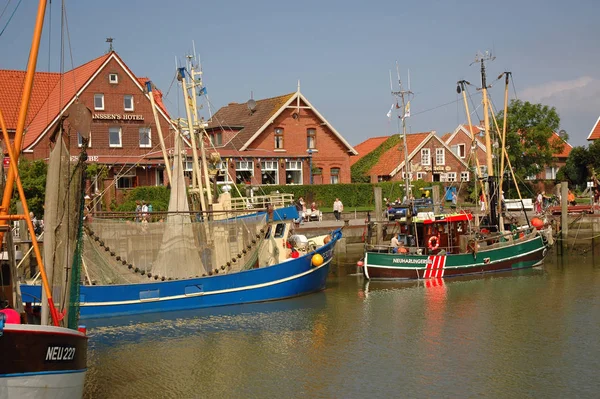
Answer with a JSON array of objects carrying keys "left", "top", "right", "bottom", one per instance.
[{"left": 85, "top": 214, "right": 267, "bottom": 281}]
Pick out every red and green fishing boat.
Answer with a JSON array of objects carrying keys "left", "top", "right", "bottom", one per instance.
[{"left": 364, "top": 213, "right": 547, "bottom": 280}]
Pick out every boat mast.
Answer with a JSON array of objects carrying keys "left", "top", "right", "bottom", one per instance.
[
  {"left": 146, "top": 81, "right": 172, "bottom": 183},
  {"left": 477, "top": 52, "right": 499, "bottom": 228},
  {"left": 456, "top": 80, "right": 487, "bottom": 207},
  {"left": 187, "top": 55, "right": 213, "bottom": 205},
  {"left": 178, "top": 66, "right": 207, "bottom": 214}
]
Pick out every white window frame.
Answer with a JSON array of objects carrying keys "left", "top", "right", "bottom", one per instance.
[
  {"left": 139, "top": 127, "right": 151, "bottom": 148},
  {"left": 417, "top": 172, "right": 425, "bottom": 180},
  {"left": 109, "top": 126, "right": 122, "bottom": 148},
  {"left": 77, "top": 132, "right": 91, "bottom": 148},
  {"left": 274, "top": 128, "right": 284, "bottom": 149},
  {"left": 436, "top": 148, "right": 445, "bottom": 165},
  {"left": 446, "top": 172, "right": 457, "bottom": 182},
  {"left": 457, "top": 143, "right": 466, "bottom": 158},
  {"left": 115, "top": 170, "right": 136, "bottom": 189},
  {"left": 260, "top": 160, "right": 279, "bottom": 185},
  {"left": 109, "top": 73, "right": 118, "bottom": 84},
  {"left": 421, "top": 148, "right": 430, "bottom": 166},
  {"left": 124, "top": 95, "right": 134, "bottom": 112},
  {"left": 307, "top": 128, "right": 316, "bottom": 149},
  {"left": 329, "top": 167, "right": 340, "bottom": 184},
  {"left": 94, "top": 94, "right": 104, "bottom": 111},
  {"left": 460, "top": 171, "right": 470, "bottom": 182},
  {"left": 155, "top": 169, "right": 164, "bottom": 186},
  {"left": 545, "top": 166, "right": 557, "bottom": 180},
  {"left": 286, "top": 161, "right": 303, "bottom": 185}
]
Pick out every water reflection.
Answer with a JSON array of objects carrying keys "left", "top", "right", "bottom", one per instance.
[{"left": 85, "top": 247, "right": 600, "bottom": 398}]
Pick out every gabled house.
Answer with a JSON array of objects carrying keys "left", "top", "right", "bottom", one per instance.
[
  {"left": 443, "top": 124, "right": 572, "bottom": 181},
  {"left": 443, "top": 124, "right": 487, "bottom": 167},
  {"left": 0, "top": 51, "right": 174, "bottom": 206},
  {"left": 205, "top": 88, "right": 357, "bottom": 185},
  {"left": 587, "top": 116, "right": 600, "bottom": 141},
  {"left": 351, "top": 131, "right": 470, "bottom": 183}
]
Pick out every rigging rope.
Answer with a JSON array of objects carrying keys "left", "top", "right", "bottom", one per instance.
[{"left": 0, "top": 0, "right": 21, "bottom": 38}]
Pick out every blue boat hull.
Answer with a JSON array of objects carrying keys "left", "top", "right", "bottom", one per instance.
[{"left": 22, "top": 230, "right": 341, "bottom": 319}]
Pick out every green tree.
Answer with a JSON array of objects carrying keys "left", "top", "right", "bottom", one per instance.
[
  {"left": 15, "top": 159, "right": 48, "bottom": 217},
  {"left": 497, "top": 99, "right": 564, "bottom": 179},
  {"left": 560, "top": 139, "right": 600, "bottom": 186}
]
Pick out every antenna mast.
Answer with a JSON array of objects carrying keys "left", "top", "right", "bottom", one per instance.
[{"left": 391, "top": 62, "right": 413, "bottom": 201}]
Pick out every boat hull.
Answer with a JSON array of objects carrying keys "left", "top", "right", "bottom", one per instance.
[
  {"left": 22, "top": 230, "right": 341, "bottom": 319},
  {"left": 0, "top": 324, "right": 87, "bottom": 399},
  {"left": 364, "top": 235, "right": 546, "bottom": 280}
]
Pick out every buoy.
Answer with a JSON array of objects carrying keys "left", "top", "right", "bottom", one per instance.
[
  {"left": 291, "top": 250, "right": 299, "bottom": 259},
  {"left": 356, "top": 260, "right": 364, "bottom": 267},
  {"left": 312, "top": 253, "right": 324, "bottom": 267},
  {"left": 531, "top": 217, "right": 544, "bottom": 230},
  {"left": 0, "top": 308, "right": 21, "bottom": 324},
  {"left": 78, "top": 325, "right": 87, "bottom": 335}
]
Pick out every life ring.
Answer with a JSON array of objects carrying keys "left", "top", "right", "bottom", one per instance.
[{"left": 428, "top": 235, "right": 439, "bottom": 251}]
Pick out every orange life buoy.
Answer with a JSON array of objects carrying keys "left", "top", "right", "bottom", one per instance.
[{"left": 428, "top": 235, "right": 439, "bottom": 251}]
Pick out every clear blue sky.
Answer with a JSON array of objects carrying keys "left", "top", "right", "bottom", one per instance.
[{"left": 1, "top": 0, "right": 599, "bottom": 148}]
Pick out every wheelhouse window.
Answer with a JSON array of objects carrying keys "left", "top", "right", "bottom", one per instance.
[
  {"left": 421, "top": 148, "right": 430, "bottom": 166},
  {"left": 286, "top": 161, "right": 302, "bottom": 184},
  {"left": 109, "top": 73, "right": 118, "bottom": 84},
  {"left": 274, "top": 128, "right": 284, "bottom": 149},
  {"left": 330, "top": 167, "right": 340, "bottom": 184},
  {"left": 109, "top": 126, "right": 122, "bottom": 148},
  {"left": 124, "top": 95, "right": 134, "bottom": 112},
  {"left": 139, "top": 127, "right": 151, "bottom": 148},
  {"left": 436, "top": 148, "right": 445, "bottom": 165},
  {"left": 307, "top": 128, "right": 316, "bottom": 149},
  {"left": 94, "top": 94, "right": 104, "bottom": 110},
  {"left": 235, "top": 160, "right": 254, "bottom": 184},
  {"left": 261, "top": 161, "right": 278, "bottom": 185}
]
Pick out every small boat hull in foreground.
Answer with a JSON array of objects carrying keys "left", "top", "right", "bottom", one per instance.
[{"left": 0, "top": 324, "right": 87, "bottom": 399}]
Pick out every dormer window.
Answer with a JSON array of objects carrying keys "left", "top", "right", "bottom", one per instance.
[{"left": 109, "top": 73, "right": 118, "bottom": 84}]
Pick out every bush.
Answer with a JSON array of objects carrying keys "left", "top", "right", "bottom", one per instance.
[{"left": 116, "top": 186, "right": 170, "bottom": 212}]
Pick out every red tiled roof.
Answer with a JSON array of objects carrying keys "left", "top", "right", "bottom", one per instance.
[
  {"left": 21, "top": 53, "right": 112, "bottom": 149},
  {"left": 0, "top": 70, "right": 61, "bottom": 130},
  {"left": 369, "top": 132, "right": 432, "bottom": 176},
  {"left": 441, "top": 132, "right": 451, "bottom": 142},
  {"left": 350, "top": 136, "right": 389, "bottom": 166},
  {"left": 206, "top": 93, "right": 295, "bottom": 150},
  {"left": 588, "top": 116, "right": 600, "bottom": 140},
  {"left": 550, "top": 132, "right": 572, "bottom": 158}
]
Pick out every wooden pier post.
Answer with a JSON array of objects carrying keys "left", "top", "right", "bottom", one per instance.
[
  {"left": 374, "top": 187, "right": 383, "bottom": 245},
  {"left": 432, "top": 185, "right": 440, "bottom": 213},
  {"left": 561, "top": 181, "right": 568, "bottom": 253}
]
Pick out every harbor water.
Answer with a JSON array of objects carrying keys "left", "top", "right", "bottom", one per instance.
[{"left": 84, "top": 245, "right": 600, "bottom": 398}]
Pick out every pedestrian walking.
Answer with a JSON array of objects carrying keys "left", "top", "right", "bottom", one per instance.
[{"left": 333, "top": 198, "right": 343, "bottom": 221}]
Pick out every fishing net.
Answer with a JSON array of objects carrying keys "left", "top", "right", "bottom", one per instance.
[
  {"left": 42, "top": 131, "right": 85, "bottom": 327},
  {"left": 83, "top": 214, "right": 267, "bottom": 282}
]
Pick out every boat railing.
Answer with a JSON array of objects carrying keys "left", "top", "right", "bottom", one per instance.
[
  {"left": 365, "top": 229, "right": 539, "bottom": 255},
  {"left": 227, "top": 193, "right": 294, "bottom": 211}
]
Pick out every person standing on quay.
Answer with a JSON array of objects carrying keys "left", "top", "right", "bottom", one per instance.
[{"left": 333, "top": 198, "right": 343, "bottom": 221}]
